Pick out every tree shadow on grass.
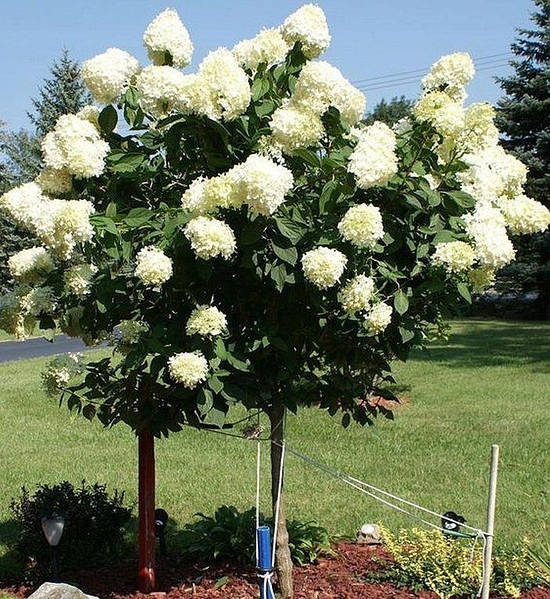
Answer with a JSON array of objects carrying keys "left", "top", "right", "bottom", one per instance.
[
  {"left": 411, "top": 320, "right": 550, "bottom": 371},
  {"left": 0, "top": 519, "right": 24, "bottom": 586}
]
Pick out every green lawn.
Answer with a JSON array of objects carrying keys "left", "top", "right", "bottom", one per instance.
[{"left": 0, "top": 319, "right": 548, "bottom": 580}]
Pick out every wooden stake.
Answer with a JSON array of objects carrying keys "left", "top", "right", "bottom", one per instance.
[
  {"left": 138, "top": 429, "right": 156, "bottom": 592},
  {"left": 481, "top": 444, "right": 499, "bottom": 599}
]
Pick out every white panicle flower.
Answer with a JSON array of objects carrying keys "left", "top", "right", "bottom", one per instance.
[
  {"left": 413, "top": 91, "right": 465, "bottom": 137},
  {"left": 347, "top": 122, "right": 398, "bottom": 189},
  {"left": 8, "top": 247, "right": 54, "bottom": 283},
  {"left": 136, "top": 65, "right": 187, "bottom": 118},
  {"left": 338, "top": 274, "right": 375, "bottom": 314},
  {"left": 0, "top": 182, "right": 47, "bottom": 228},
  {"left": 466, "top": 205, "right": 515, "bottom": 269},
  {"left": 338, "top": 204, "right": 384, "bottom": 248},
  {"left": 42, "top": 353, "right": 84, "bottom": 397},
  {"left": 31, "top": 199, "right": 95, "bottom": 260},
  {"left": 233, "top": 28, "right": 289, "bottom": 71},
  {"left": 280, "top": 4, "right": 331, "bottom": 59},
  {"left": 0, "top": 285, "right": 56, "bottom": 340},
  {"left": 143, "top": 8, "right": 193, "bottom": 69},
  {"left": 77, "top": 105, "right": 101, "bottom": 129},
  {"left": 459, "top": 145, "right": 528, "bottom": 203},
  {"left": 461, "top": 103, "right": 499, "bottom": 152},
  {"left": 36, "top": 168, "right": 72, "bottom": 195},
  {"left": 186, "top": 305, "right": 227, "bottom": 337},
  {"left": 302, "top": 247, "right": 347, "bottom": 289},
  {"left": 198, "top": 48, "right": 251, "bottom": 121},
  {"left": 184, "top": 216, "right": 236, "bottom": 260},
  {"left": 168, "top": 351, "right": 209, "bottom": 388},
  {"left": 42, "top": 114, "right": 110, "bottom": 179},
  {"left": 64, "top": 263, "right": 97, "bottom": 297},
  {"left": 364, "top": 302, "right": 393, "bottom": 335},
  {"left": 82, "top": 48, "right": 140, "bottom": 104},
  {"left": 421, "top": 52, "right": 475, "bottom": 101},
  {"left": 231, "top": 154, "right": 294, "bottom": 215},
  {"left": 432, "top": 241, "right": 476, "bottom": 273},
  {"left": 269, "top": 104, "right": 325, "bottom": 153},
  {"left": 116, "top": 320, "right": 149, "bottom": 352},
  {"left": 500, "top": 196, "right": 550, "bottom": 235},
  {"left": 292, "top": 61, "right": 366, "bottom": 126},
  {"left": 134, "top": 246, "right": 173, "bottom": 287},
  {"left": 181, "top": 172, "right": 239, "bottom": 215},
  {"left": 468, "top": 266, "right": 496, "bottom": 293}
]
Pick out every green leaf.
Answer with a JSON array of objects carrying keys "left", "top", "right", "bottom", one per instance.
[
  {"left": 90, "top": 215, "right": 119, "bottom": 237},
  {"left": 275, "top": 217, "right": 306, "bottom": 244},
  {"left": 272, "top": 243, "right": 298, "bottom": 266},
  {"left": 205, "top": 407, "right": 226, "bottom": 428},
  {"left": 198, "top": 388, "right": 214, "bottom": 413},
  {"left": 394, "top": 291, "right": 409, "bottom": 315},
  {"left": 399, "top": 327, "right": 415, "bottom": 342},
  {"left": 214, "top": 338, "right": 227, "bottom": 360},
  {"left": 457, "top": 282, "right": 472, "bottom": 303},
  {"left": 213, "top": 576, "right": 229, "bottom": 590},
  {"left": 98, "top": 105, "right": 118, "bottom": 135},
  {"left": 208, "top": 376, "right": 224, "bottom": 394},
  {"left": 107, "top": 151, "right": 147, "bottom": 173},
  {"left": 292, "top": 148, "right": 321, "bottom": 167},
  {"left": 124, "top": 207, "right": 154, "bottom": 228},
  {"left": 318, "top": 181, "right": 338, "bottom": 215},
  {"left": 270, "top": 263, "right": 287, "bottom": 291}
]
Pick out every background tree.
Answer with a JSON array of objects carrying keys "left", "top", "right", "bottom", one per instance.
[
  {"left": 29, "top": 49, "right": 92, "bottom": 137},
  {"left": 1, "top": 7, "right": 548, "bottom": 598},
  {"left": 364, "top": 95, "right": 414, "bottom": 126},
  {"left": 496, "top": 0, "right": 550, "bottom": 316}
]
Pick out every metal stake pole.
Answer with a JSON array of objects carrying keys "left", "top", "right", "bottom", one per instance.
[{"left": 481, "top": 444, "right": 499, "bottom": 599}]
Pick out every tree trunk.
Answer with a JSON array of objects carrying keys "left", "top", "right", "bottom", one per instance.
[
  {"left": 138, "top": 428, "right": 156, "bottom": 592},
  {"left": 268, "top": 404, "right": 294, "bottom": 598}
]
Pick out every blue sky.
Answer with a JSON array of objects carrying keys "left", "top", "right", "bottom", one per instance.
[{"left": 0, "top": 0, "right": 533, "bottom": 131}]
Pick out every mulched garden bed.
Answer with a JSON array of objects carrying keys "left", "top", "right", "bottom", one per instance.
[{"left": 3, "top": 543, "right": 549, "bottom": 599}]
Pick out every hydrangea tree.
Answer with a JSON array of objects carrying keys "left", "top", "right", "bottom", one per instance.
[{"left": 1, "top": 4, "right": 549, "bottom": 596}]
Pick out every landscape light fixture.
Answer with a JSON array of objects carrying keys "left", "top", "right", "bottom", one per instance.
[
  {"left": 41, "top": 513, "right": 65, "bottom": 580},
  {"left": 155, "top": 508, "right": 168, "bottom": 557}
]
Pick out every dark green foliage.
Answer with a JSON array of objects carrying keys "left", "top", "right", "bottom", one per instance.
[
  {"left": 9, "top": 480, "right": 133, "bottom": 579},
  {"left": 496, "top": 0, "right": 550, "bottom": 314},
  {"left": 28, "top": 49, "right": 92, "bottom": 137},
  {"left": 179, "top": 505, "right": 333, "bottom": 565},
  {"left": 364, "top": 96, "right": 414, "bottom": 126}
]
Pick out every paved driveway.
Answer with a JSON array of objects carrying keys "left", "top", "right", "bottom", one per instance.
[{"left": 0, "top": 335, "right": 98, "bottom": 363}]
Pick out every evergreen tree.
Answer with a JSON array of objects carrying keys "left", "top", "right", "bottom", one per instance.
[
  {"left": 28, "top": 49, "right": 91, "bottom": 137},
  {"left": 496, "top": 0, "right": 550, "bottom": 316},
  {"left": 364, "top": 95, "right": 414, "bottom": 126}
]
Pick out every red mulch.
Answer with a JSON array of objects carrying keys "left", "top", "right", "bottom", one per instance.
[{"left": 2, "top": 544, "right": 549, "bottom": 599}]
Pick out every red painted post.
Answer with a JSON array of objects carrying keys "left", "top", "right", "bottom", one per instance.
[{"left": 138, "top": 429, "right": 156, "bottom": 592}]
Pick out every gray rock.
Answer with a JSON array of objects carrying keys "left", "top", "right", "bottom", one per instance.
[
  {"left": 28, "top": 583, "right": 98, "bottom": 599},
  {"left": 356, "top": 522, "right": 382, "bottom": 545}
]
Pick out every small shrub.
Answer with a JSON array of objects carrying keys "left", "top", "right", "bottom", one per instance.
[
  {"left": 378, "top": 527, "right": 540, "bottom": 599},
  {"left": 10, "top": 480, "right": 133, "bottom": 578},
  {"left": 180, "top": 505, "right": 333, "bottom": 566}
]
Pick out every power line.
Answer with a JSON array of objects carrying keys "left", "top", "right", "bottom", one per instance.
[
  {"left": 351, "top": 52, "right": 513, "bottom": 87},
  {"left": 357, "top": 61, "right": 511, "bottom": 93}
]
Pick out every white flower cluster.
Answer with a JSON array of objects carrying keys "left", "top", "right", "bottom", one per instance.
[
  {"left": 42, "top": 114, "right": 110, "bottom": 179},
  {"left": 182, "top": 154, "right": 294, "bottom": 217},
  {"left": 465, "top": 205, "right": 516, "bottom": 269},
  {"left": 8, "top": 247, "right": 54, "bottom": 284},
  {"left": 168, "top": 351, "right": 209, "bottom": 388},
  {"left": 0, "top": 182, "right": 45, "bottom": 228},
  {"left": 432, "top": 241, "right": 476, "bottom": 273},
  {"left": 413, "top": 91, "right": 464, "bottom": 137},
  {"left": 421, "top": 52, "right": 475, "bottom": 102},
  {"left": 338, "top": 204, "right": 384, "bottom": 249},
  {"left": 64, "top": 263, "right": 97, "bottom": 297},
  {"left": 461, "top": 103, "right": 499, "bottom": 153},
  {"left": 338, "top": 274, "right": 374, "bottom": 314},
  {"left": 36, "top": 168, "right": 73, "bottom": 196},
  {"left": 186, "top": 305, "right": 227, "bottom": 337},
  {"left": 82, "top": 48, "right": 140, "bottom": 104},
  {"left": 500, "top": 196, "right": 550, "bottom": 235},
  {"left": 143, "top": 9, "right": 193, "bottom": 68},
  {"left": 31, "top": 199, "right": 95, "bottom": 260},
  {"left": 42, "top": 353, "right": 84, "bottom": 397},
  {"left": 347, "top": 122, "right": 398, "bottom": 189},
  {"left": 134, "top": 246, "right": 173, "bottom": 287},
  {"left": 280, "top": 4, "right": 331, "bottom": 59},
  {"left": 364, "top": 303, "right": 393, "bottom": 335},
  {"left": 116, "top": 320, "right": 149, "bottom": 352},
  {"left": 269, "top": 104, "right": 325, "bottom": 154},
  {"left": 184, "top": 216, "right": 236, "bottom": 260},
  {"left": 0, "top": 286, "right": 56, "bottom": 340},
  {"left": 136, "top": 65, "right": 188, "bottom": 118},
  {"left": 233, "top": 28, "right": 289, "bottom": 71},
  {"left": 302, "top": 247, "right": 347, "bottom": 289}
]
